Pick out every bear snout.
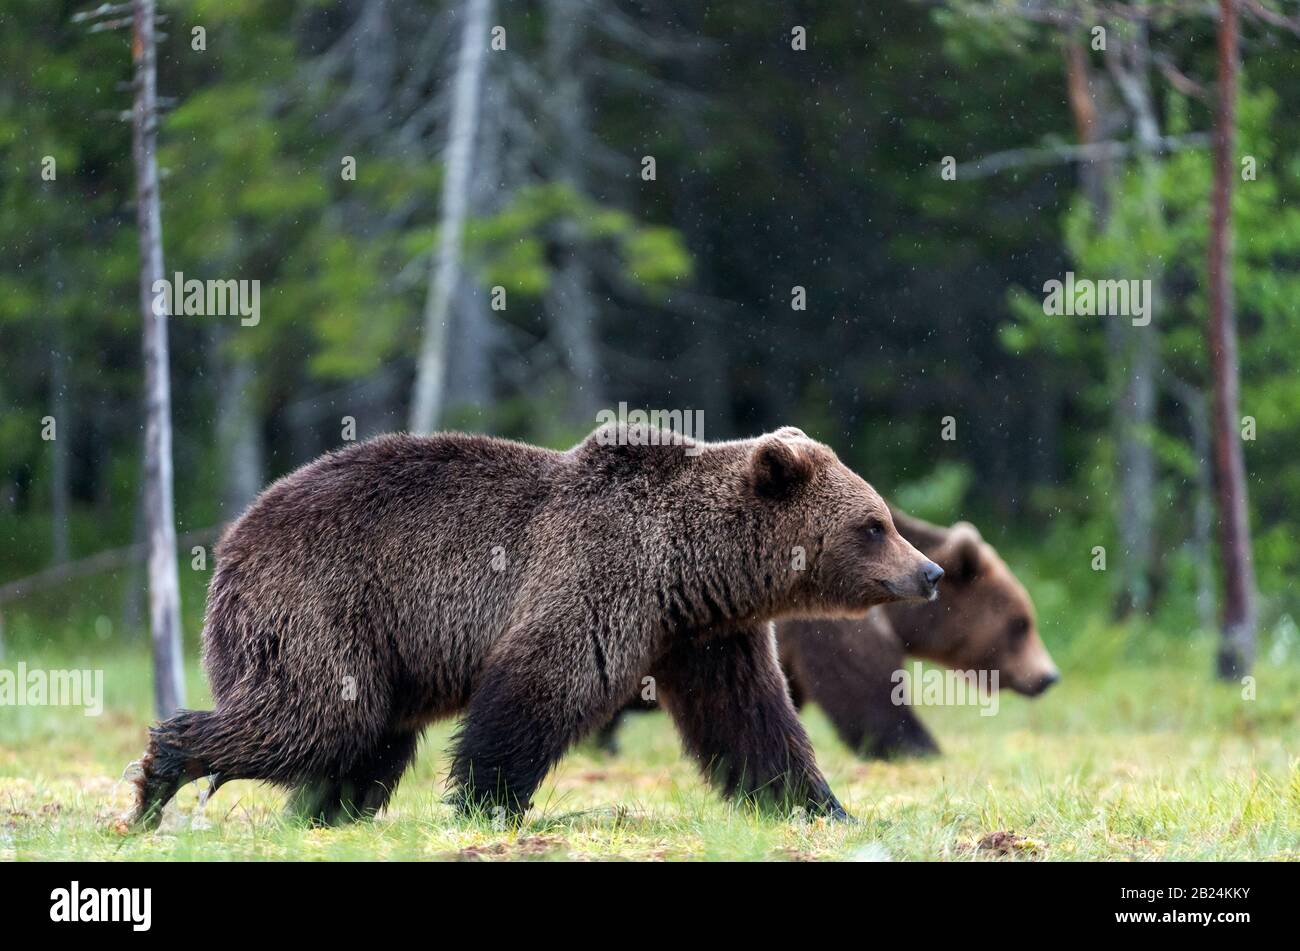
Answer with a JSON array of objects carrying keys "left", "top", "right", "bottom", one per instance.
[
  {"left": 1019, "top": 668, "right": 1060, "bottom": 697},
  {"left": 920, "top": 560, "right": 944, "bottom": 599},
  {"left": 882, "top": 559, "right": 944, "bottom": 602}
]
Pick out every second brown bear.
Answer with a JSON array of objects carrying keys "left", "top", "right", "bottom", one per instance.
[{"left": 780, "top": 510, "right": 1058, "bottom": 758}]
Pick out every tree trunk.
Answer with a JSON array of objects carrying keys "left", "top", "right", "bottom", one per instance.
[
  {"left": 409, "top": 0, "right": 492, "bottom": 435},
  {"left": 47, "top": 244, "right": 71, "bottom": 565},
  {"left": 1115, "top": 305, "right": 1158, "bottom": 616},
  {"left": 214, "top": 331, "right": 263, "bottom": 519},
  {"left": 446, "top": 278, "right": 493, "bottom": 429},
  {"left": 1171, "top": 379, "right": 1218, "bottom": 633},
  {"left": 1063, "top": 35, "right": 1112, "bottom": 225},
  {"left": 445, "top": 75, "right": 505, "bottom": 430},
  {"left": 547, "top": 244, "right": 603, "bottom": 421},
  {"left": 50, "top": 342, "right": 70, "bottom": 565},
  {"left": 132, "top": 0, "right": 186, "bottom": 717},
  {"left": 544, "top": 0, "right": 604, "bottom": 424},
  {"left": 1104, "top": 24, "right": 1163, "bottom": 617},
  {"left": 1207, "top": 0, "right": 1257, "bottom": 678}
]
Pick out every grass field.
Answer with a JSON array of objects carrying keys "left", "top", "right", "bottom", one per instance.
[{"left": 2, "top": 632, "right": 1298, "bottom": 861}]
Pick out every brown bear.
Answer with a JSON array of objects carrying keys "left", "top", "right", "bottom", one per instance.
[
  {"left": 780, "top": 510, "right": 1058, "bottom": 759},
  {"left": 127, "top": 423, "right": 942, "bottom": 829},
  {"left": 596, "top": 509, "right": 1057, "bottom": 759}
]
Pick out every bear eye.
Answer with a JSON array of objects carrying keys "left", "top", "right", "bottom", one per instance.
[
  {"left": 862, "top": 518, "right": 885, "bottom": 540},
  {"left": 1008, "top": 617, "right": 1030, "bottom": 644}
]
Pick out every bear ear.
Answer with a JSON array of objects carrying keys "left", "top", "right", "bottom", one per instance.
[
  {"left": 774, "top": 426, "right": 808, "bottom": 440},
  {"left": 750, "top": 434, "right": 814, "bottom": 500},
  {"left": 940, "top": 523, "right": 983, "bottom": 583}
]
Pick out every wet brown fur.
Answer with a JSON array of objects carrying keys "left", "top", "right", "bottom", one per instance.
[{"left": 128, "top": 424, "right": 940, "bottom": 828}]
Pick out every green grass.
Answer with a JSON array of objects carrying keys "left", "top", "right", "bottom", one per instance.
[{"left": 2, "top": 637, "right": 1298, "bottom": 861}]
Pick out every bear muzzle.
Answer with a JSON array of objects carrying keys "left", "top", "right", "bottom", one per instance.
[
  {"left": 883, "top": 560, "right": 944, "bottom": 602},
  {"left": 1016, "top": 668, "right": 1060, "bottom": 697},
  {"left": 919, "top": 560, "right": 944, "bottom": 600}
]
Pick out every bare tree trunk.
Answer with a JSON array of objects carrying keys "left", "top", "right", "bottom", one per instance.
[
  {"left": 1105, "top": 25, "right": 1163, "bottom": 617},
  {"left": 671, "top": 6, "right": 731, "bottom": 438},
  {"left": 446, "top": 278, "right": 493, "bottom": 428},
  {"left": 213, "top": 329, "right": 263, "bottom": 519},
  {"left": 132, "top": 0, "right": 185, "bottom": 717},
  {"left": 50, "top": 342, "right": 70, "bottom": 565},
  {"left": 445, "top": 75, "right": 505, "bottom": 429},
  {"left": 1171, "top": 379, "right": 1218, "bottom": 632},
  {"left": 219, "top": 355, "right": 263, "bottom": 517},
  {"left": 1064, "top": 30, "right": 1119, "bottom": 525},
  {"left": 1115, "top": 304, "right": 1158, "bottom": 616},
  {"left": 45, "top": 243, "right": 72, "bottom": 564},
  {"left": 544, "top": 0, "right": 604, "bottom": 424},
  {"left": 547, "top": 246, "right": 603, "bottom": 420},
  {"left": 352, "top": 0, "right": 396, "bottom": 140},
  {"left": 1207, "top": 0, "right": 1257, "bottom": 678},
  {"left": 1064, "top": 35, "right": 1112, "bottom": 224},
  {"left": 409, "top": 0, "right": 492, "bottom": 435}
]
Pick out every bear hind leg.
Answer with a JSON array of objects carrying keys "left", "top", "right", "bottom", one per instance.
[
  {"left": 285, "top": 729, "right": 421, "bottom": 827},
  {"left": 448, "top": 657, "right": 599, "bottom": 821},
  {"left": 129, "top": 709, "right": 234, "bottom": 831}
]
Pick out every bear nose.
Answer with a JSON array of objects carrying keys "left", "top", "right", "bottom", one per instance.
[
  {"left": 922, "top": 561, "right": 944, "bottom": 587},
  {"left": 1038, "top": 670, "right": 1060, "bottom": 691}
]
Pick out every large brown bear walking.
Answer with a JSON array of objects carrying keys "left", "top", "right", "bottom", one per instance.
[
  {"left": 597, "top": 509, "right": 1058, "bottom": 758},
  {"left": 128, "top": 424, "right": 942, "bottom": 829}
]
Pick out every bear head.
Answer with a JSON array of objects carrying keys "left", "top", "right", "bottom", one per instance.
[
  {"left": 582, "top": 426, "right": 946, "bottom": 623},
  {"left": 888, "top": 513, "right": 1059, "bottom": 697},
  {"left": 747, "top": 427, "right": 944, "bottom": 618},
  {"left": 576, "top": 422, "right": 943, "bottom": 623}
]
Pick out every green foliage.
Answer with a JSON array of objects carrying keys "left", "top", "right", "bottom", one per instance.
[
  {"left": 997, "top": 78, "right": 1300, "bottom": 613},
  {"left": 891, "top": 462, "right": 973, "bottom": 523},
  {"left": 1, "top": 0, "right": 1297, "bottom": 651},
  {"left": 469, "top": 182, "right": 691, "bottom": 298},
  {"left": 0, "top": 0, "right": 695, "bottom": 585}
]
